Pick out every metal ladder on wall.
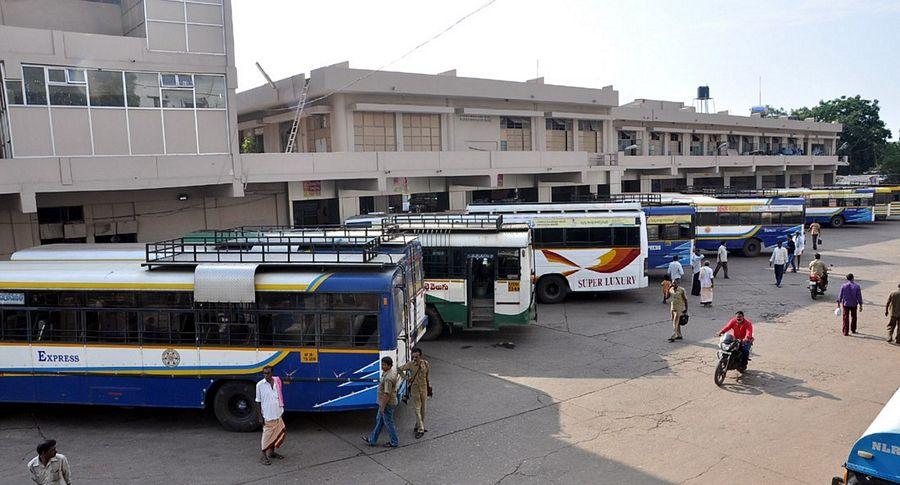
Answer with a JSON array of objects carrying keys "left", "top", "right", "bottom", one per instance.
[{"left": 283, "top": 79, "right": 311, "bottom": 153}]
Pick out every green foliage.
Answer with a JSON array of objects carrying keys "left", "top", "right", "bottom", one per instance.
[
  {"left": 760, "top": 105, "right": 788, "bottom": 118},
  {"left": 878, "top": 141, "right": 900, "bottom": 181},
  {"left": 240, "top": 136, "right": 259, "bottom": 154},
  {"left": 791, "top": 96, "right": 892, "bottom": 174}
]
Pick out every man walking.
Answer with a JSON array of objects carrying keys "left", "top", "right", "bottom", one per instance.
[
  {"left": 786, "top": 234, "right": 797, "bottom": 273},
  {"left": 837, "top": 273, "right": 863, "bottom": 336},
  {"left": 398, "top": 347, "right": 431, "bottom": 439},
  {"left": 256, "top": 365, "right": 286, "bottom": 465},
  {"left": 809, "top": 221, "right": 821, "bottom": 250},
  {"left": 714, "top": 241, "right": 729, "bottom": 279},
  {"left": 363, "top": 356, "right": 400, "bottom": 448},
  {"left": 667, "top": 279, "right": 688, "bottom": 342},
  {"left": 886, "top": 283, "right": 900, "bottom": 344},
  {"left": 769, "top": 241, "right": 789, "bottom": 288},
  {"left": 794, "top": 232, "right": 805, "bottom": 271},
  {"left": 690, "top": 248, "right": 704, "bottom": 297},
  {"left": 665, "top": 256, "right": 684, "bottom": 304},
  {"left": 699, "top": 261, "right": 714, "bottom": 307},
  {"left": 28, "top": 440, "right": 71, "bottom": 485}
]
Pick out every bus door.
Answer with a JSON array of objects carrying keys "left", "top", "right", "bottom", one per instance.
[
  {"left": 494, "top": 248, "right": 523, "bottom": 315},
  {"left": 466, "top": 253, "right": 495, "bottom": 328}
]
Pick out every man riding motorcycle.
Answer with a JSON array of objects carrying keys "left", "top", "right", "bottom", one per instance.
[
  {"left": 716, "top": 311, "right": 754, "bottom": 370},
  {"left": 809, "top": 252, "right": 828, "bottom": 286}
]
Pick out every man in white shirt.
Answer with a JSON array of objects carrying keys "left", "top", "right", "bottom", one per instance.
[
  {"left": 27, "top": 439, "right": 71, "bottom": 485},
  {"left": 713, "top": 242, "right": 729, "bottom": 279},
  {"left": 794, "top": 232, "right": 805, "bottom": 271},
  {"left": 690, "top": 249, "right": 704, "bottom": 296},
  {"left": 699, "top": 261, "right": 715, "bottom": 306},
  {"left": 256, "top": 365, "right": 286, "bottom": 465},
  {"left": 769, "top": 240, "right": 789, "bottom": 288}
]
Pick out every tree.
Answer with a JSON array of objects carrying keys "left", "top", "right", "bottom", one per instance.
[
  {"left": 878, "top": 141, "right": 900, "bottom": 182},
  {"left": 760, "top": 105, "right": 788, "bottom": 118},
  {"left": 791, "top": 96, "right": 892, "bottom": 174},
  {"left": 240, "top": 135, "right": 260, "bottom": 154}
]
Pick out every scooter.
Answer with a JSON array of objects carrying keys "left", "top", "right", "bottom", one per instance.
[
  {"left": 714, "top": 333, "right": 749, "bottom": 387},
  {"left": 809, "top": 271, "right": 828, "bottom": 299}
]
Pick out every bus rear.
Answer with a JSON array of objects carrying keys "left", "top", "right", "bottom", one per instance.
[{"left": 642, "top": 205, "right": 695, "bottom": 271}]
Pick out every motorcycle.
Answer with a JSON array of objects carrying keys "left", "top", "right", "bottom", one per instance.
[
  {"left": 714, "top": 333, "right": 749, "bottom": 387},
  {"left": 808, "top": 271, "right": 828, "bottom": 299}
]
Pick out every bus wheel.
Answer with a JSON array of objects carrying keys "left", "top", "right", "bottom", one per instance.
[
  {"left": 422, "top": 307, "right": 444, "bottom": 341},
  {"left": 213, "top": 381, "right": 258, "bottom": 432},
  {"left": 741, "top": 238, "right": 761, "bottom": 258},
  {"left": 537, "top": 276, "right": 568, "bottom": 304},
  {"left": 830, "top": 215, "right": 845, "bottom": 228}
]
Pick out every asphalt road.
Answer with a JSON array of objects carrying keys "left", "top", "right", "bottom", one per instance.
[{"left": 3, "top": 221, "right": 899, "bottom": 484}]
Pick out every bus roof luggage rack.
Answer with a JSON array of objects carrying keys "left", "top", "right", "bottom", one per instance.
[
  {"left": 680, "top": 187, "right": 780, "bottom": 198},
  {"left": 144, "top": 230, "right": 391, "bottom": 269},
  {"left": 595, "top": 193, "right": 662, "bottom": 205},
  {"left": 386, "top": 213, "right": 504, "bottom": 231}
]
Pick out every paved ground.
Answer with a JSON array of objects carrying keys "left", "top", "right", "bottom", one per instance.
[{"left": 2, "top": 222, "right": 899, "bottom": 484}]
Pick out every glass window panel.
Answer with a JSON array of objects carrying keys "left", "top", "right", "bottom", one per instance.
[
  {"left": 85, "top": 311, "right": 138, "bottom": 343},
  {"left": 319, "top": 313, "right": 353, "bottom": 347},
  {"left": 646, "top": 224, "right": 660, "bottom": 241},
  {"left": 31, "top": 310, "right": 82, "bottom": 342},
  {"left": 48, "top": 69, "right": 66, "bottom": 83},
  {"left": 23, "top": 66, "right": 47, "bottom": 105},
  {"left": 125, "top": 72, "right": 161, "bottom": 107},
  {"left": 160, "top": 73, "right": 178, "bottom": 87},
  {"left": 535, "top": 228, "right": 564, "bottom": 246},
  {"left": 141, "top": 311, "right": 171, "bottom": 344},
  {"left": 263, "top": 312, "right": 316, "bottom": 346},
  {"left": 176, "top": 74, "right": 193, "bottom": 87},
  {"left": 66, "top": 69, "right": 86, "bottom": 84},
  {"left": 661, "top": 224, "right": 681, "bottom": 240},
  {"left": 589, "top": 227, "right": 613, "bottom": 246},
  {"left": 719, "top": 213, "right": 741, "bottom": 225},
  {"left": 327, "top": 293, "right": 379, "bottom": 310},
  {"left": 161, "top": 89, "right": 194, "bottom": 108},
  {"left": 4, "top": 80, "right": 24, "bottom": 105},
  {"left": 88, "top": 70, "right": 124, "bottom": 107},
  {"left": 139, "top": 291, "right": 192, "bottom": 308},
  {"left": 497, "top": 249, "right": 520, "bottom": 279},
  {"left": 193, "top": 75, "right": 225, "bottom": 109},
  {"left": 49, "top": 84, "right": 87, "bottom": 106},
  {"left": 1, "top": 310, "right": 29, "bottom": 342},
  {"left": 85, "top": 292, "right": 136, "bottom": 308}
]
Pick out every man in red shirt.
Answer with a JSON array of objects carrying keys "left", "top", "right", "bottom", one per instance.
[{"left": 716, "top": 311, "right": 754, "bottom": 369}]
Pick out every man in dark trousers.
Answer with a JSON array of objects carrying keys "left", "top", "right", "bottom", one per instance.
[
  {"left": 837, "top": 273, "right": 863, "bottom": 336},
  {"left": 786, "top": 234, "right": 797, "bottom": 272}
]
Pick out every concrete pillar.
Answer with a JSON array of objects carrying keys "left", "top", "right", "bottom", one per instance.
[
  {"left": 374, "top": 195, "right": 389, "bottom": 213},
  {"left": 640, "top": 177, "right": 652, "bottom": 193},
  {"left": 738, "top": 136, "right": 744, "bottom": 154},
  {"left": 572, "top": 118, "right": 580, "bottom": 151},
  {"left": 604, "top": 122, "right": 616, "bottom": 154},
  {"left": 395, "top": 113, "right": 404, "bottom": 152},
  {"left": 685, "top": 174, "right": 696, "bottom": 187},
  {"left": 723, "top": 174, "right": 731, "bottom": 188},
  {"left": 449, "top": 189, "right": 469, "bottom": 211},
  {"left": 662, "top": 132, "right": 669, "bottom": 155},
  {"left": 701, "top": 134, "right": 708, "bottom": 155},
  {"left": 641, "top": 129, "right": 650, "bottom": 156},
  {"left": 339, "top": 195, "right": 360, "bottom": 222},
  {"left": 331, "top": 94, "right": 349, "bottom": 152},
  {"left": 441, "top": 113, "right": 452, "bottom": 151},
  {"left": 538, "top": 185, "right": 552, "bottom": 202},
  {"left": 262, "top": 124, "right": 280, "bottom": 153},
  {"left": 533, "top": 116, "right": 545, "bottom": 151},
  {"left": 755, "top": 174, "right": 764, "bottom": 189},
  {"left": 783, "top": 170, "right": 791, "bottom": 189},
  {"left": 609, "top": 170, "right": 623, "bottom": 195}
]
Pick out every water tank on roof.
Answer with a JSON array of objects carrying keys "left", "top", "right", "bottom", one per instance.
[{"left": 697, "top": 86, "right": 710, "bottom": 100}]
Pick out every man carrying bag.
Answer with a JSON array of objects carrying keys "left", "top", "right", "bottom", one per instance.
[{"left": 399, "top": 347, "right": 432, "bottom": 439}]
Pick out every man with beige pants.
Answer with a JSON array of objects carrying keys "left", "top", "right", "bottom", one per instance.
[
  {"left": 399, "top": 347, "right": 431, "bottom": 439},
  {"left": 667, "top": 279, "right": 688, "bottom": 343}
]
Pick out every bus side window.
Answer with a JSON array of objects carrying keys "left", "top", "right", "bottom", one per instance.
[
  {"left": 1, "top": 309, "right": 29, "bottom": 342},
  {"left": 696, "top": 212, "right": 717, "bottom": 226},
  {"left": 679, "top": 223, "right": 693, "bottom": 239},
  {"left": 719, "top": 213, "right": 740, "bottom": 226},
  {"left": 319, "top": 313, "right": 353, "bottom": 348},
  {"left": 782, "top": 212, "right": 803, "bottom": 225},
  {"left": 85, "top": 310, "right": 139, "bottom": 344},
  {"left": 142, "top": 311, "right": 171, "bottom": 344},
  {"left": 497, "top": 249, "right": 520, "bottom": 280},
  {"left": 565, "top": 228, "right": 591, "bottom": 247},
  {"left": 171, "top": 313, "right": 195, "bottom": 345},
  {"left": 535, "top": 228, "right": 564, "bottom": 248},
  {"left": 351, "top": 314, "right": 379, "bottom": 348},
  {"left": 588, "top": 227, "right": 613, "bottom": 246},
  {"left": 31, "top": 310, "right": 82, "bottom": 343},
  {"left": 423, "top": 248, "right": 449, "bottom": 278},
  {"left": 661, "top": 224, "right": 680, "bottom": 241},
  {"left": 262, "top": 312, "right": 316, "bottom": 347},
  {"left": 646, "top": 224, "right": 660, "bottom": 241}
]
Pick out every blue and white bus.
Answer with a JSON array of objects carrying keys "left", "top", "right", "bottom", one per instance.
[
  {"left": 663, "top": 195, "right": 806, "bottom": 257},
  {"left": 833, "top": 386, "right": 900, "bottom": 484},
  {"left": 642, "top": 205, "right": 695, "bottom": 271},
  {"left": 779, "top": 188, "right": 875, "bottom": 227},
  {"left": 0, "top": 230, "right": 426, "bottom": 431}
]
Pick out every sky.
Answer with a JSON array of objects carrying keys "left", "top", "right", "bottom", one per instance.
[{"left": 232, "top": 0, "right": 900, "bottom": 137}]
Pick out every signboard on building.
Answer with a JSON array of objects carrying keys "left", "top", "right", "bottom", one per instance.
[
  {"left": 302, "top": 181, "right": 322, "bottom": 198},
  {"left": 393, "top": 177, "right": 409, "bottom": 194}
]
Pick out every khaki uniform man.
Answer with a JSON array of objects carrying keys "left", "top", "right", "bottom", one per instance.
[
  {"left": 398, "top": 347, "right": 431, "bottom": 439},
  {"left": 667, "top": 279, "right": 688, "bottom": 342}
]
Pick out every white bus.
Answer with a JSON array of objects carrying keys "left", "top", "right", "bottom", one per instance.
[
  {"left": 467, "top": 203, "right": 649, "bottom": 304},
  {"left": 346, "top": 214, "right": 536, "bottom": 339}
]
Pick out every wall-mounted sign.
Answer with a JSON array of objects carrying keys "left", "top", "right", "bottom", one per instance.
[
  {"left": 302, "top": 180, "right": 322, "bottom": 198},
  {"left": 0, "top": 292, "right": 25, "bottom": 305}
]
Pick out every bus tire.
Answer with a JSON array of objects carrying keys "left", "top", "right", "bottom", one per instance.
[
  {"left": 213, "top": 381, "right": 258, "bottom": 432},
  {"left": 422, "top": 306, "right": 444, "bottom": 341},
  {"left": 537, "top": 275, "right": 568, "bottom": 304},
  {"left": 830, "top": 215, "right": 845, "bottom": 228},
  {"left": 741, "top": 238, "right": 761, "bottom": 258}
]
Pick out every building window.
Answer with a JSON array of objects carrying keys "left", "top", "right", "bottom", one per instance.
[
  {"left": 37, "top": 205, "right": 86, "bottom": 245},
  {"left": 125, "top": 72, "right": 161, "bottom": 108},
  {"left": 47, "top": 68, "right": 87, "bottom": 106},
  {"left": 161, "top": 89, "right": 194, "bottom": 108},
  {"left": 193, "top": 75, "right": 226, "bottom": 109},
  {"left": 4, "top": 80, "right": 24, "bottom": 105},
  {"left": 545, "top": 118, "right": 573, "bottom": 151},
  {"left": 578, "top": 120, "right": 602, "bottom": 153},
  {"left": 88, "top": 70, "right": 125, "bottom": 107},
  {"left": 306, "top": 114, "right": 331, "bottom": 152},
  {"left": 500, "top": 116, "right": 531, "bottom": 151},
  {"left": 402, "top": 113, "right": 440, "bottom": 151},
  {"left": 353, "top": 112, "right": 396, "bottom": 152},
  {"left": 23, "top": 66, "right": 47, "bottom": 105}
]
